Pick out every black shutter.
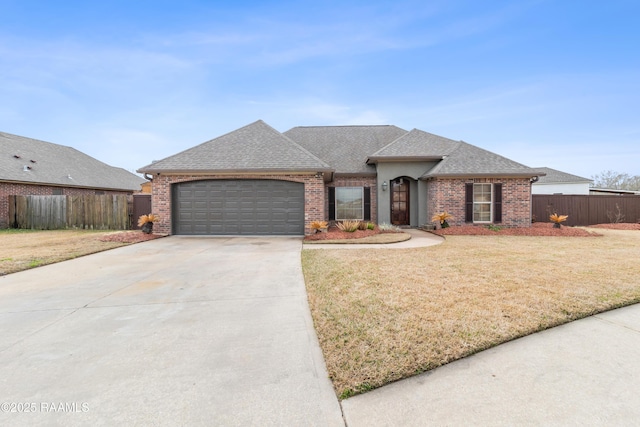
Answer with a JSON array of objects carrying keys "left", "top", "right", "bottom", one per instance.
[
  {"left": 465, "top": 183, "right": 473, "bottom": 223},
  {"left": 493, "top": 183, "right": 503, "bottom": 223},
  {"left": 363, "top": 187, "right": 371, "bottom": 221},
  {"left": 328, "top": 187, "right": 336, "bottom": 221}
]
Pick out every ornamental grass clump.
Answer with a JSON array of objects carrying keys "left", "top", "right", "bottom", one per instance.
[
  {"left": 358, "top": 221, "right": 369, "bottom": 230},
  {"left": 336, "top": 220, "right": 360, "bottom": 232},
  {"left": 138, "top": 214, "right": 160, "bottom": 234},
  {"left": 550, "top": 213, "right": 568, "bottom": 229},
  {"left": 432, "top": 211, "right": 453, "bottom": 228}
]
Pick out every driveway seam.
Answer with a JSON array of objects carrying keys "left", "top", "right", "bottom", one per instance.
[{"left": 0, "top": 307, "right": 79, "bottom": 353}]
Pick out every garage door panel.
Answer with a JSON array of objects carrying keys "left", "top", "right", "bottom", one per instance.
[{"left": 172, "top": 180, "right": 304, "bottom": 235}]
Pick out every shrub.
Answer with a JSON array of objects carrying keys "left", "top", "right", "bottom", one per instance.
[
  {"left": 138, "top": 213, "right": 159, "bottom": 234},
  {"left": 137, "top": 214, "right": 159, "bottom": 227},
  {"left": 310, "top": 220, "right": 328, "bottom": 232},
  {"left": 549, "top": 213, "right": 568, "bottom": 228},
  {"left": 431, "top": 212, "right": 453, "bottom": 228},
  {"left": 607, "top": 204, "right": 625, "bottom": 224},
  {"left": 378, "top": 222, "right": 401, "bottom": 232},
  {"left": 336, "top": 220, "right": 360, "bottom": 232},
  {"left": 367, "top": 222, "right": 375, "bottom": 230}
]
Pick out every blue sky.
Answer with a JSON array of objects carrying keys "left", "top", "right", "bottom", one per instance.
[{"left": 1, "top": 0, "right": 639, "bottom": 179}]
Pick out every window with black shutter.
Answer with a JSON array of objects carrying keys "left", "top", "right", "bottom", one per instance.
[{"left": 493, "top": 183, "right": 503, "bottom": 223}]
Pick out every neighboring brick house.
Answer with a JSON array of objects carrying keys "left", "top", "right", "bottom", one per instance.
[
  {"left": 1, "top": 131, "right": 147, "bottom": 228},
  {"left": 138, "top": 120, "right": 542, "bottom": 235}
]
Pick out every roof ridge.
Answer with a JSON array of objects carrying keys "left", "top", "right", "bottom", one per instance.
[
  {"left": 138, "top": 120, "right": 270, "bottom": 170},
  {"left": 259, "top": 121, "right": 332, "bottom": 169},
  {"left": 288, "top": 124, "right": 400, "bottom": 130},
  {"left": 0, "top": 131, "right": 75, "bottom": 151},
  {"left": 138, "top": 120, "right": 333, "bottom": 173},
  {"left": 370, "top": 128, "right": 462, "bottom": 157}
]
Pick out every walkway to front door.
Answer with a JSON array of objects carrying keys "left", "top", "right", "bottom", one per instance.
[{"left": 391, "top": 177, "right": 410, "bottom": 225}]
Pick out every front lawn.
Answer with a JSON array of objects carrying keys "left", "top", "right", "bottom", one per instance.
[
  {"left": 301, "top": 229, "right": 640, "bottom": 398},
  {"left": 0, "top": 229, "right": 162, "bottom": 275}
]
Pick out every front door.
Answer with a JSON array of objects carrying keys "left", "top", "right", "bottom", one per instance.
[{"left": 391, "top": 178, "right": 410, "bottom": 225}]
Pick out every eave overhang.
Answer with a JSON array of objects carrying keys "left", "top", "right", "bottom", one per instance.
[
  {"left": 421, "top": 172, "right": 546, "bottom": 180},
  {"left": 366, "top": 156, "right": 444, "bottom": 165},
  {"left": 0, "top": 178, "right": 141, "bottom": 192},
  {"left": 136, "top": 167, "right": 335, "bottom": 182}
]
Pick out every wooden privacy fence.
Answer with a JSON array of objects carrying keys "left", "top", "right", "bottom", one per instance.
[
  {"left": 532, "top": 195, "right": 640, "bottom": 226},
  {"left": 8, "top": 195, "right": 131, "bottom": 230}
]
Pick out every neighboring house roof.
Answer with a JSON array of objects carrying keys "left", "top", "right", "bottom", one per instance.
[
  {"left": 283, "top": 125, "right": 407, "bottom": 174},
  {"left": 589, "top": 188, "right": 640, "bottom": 195},
  {"left": 139, "top": 120, "right": 331, "bottom": 174},
  {"left": 423, "top": 141, "right": 539, "bottom": 178},
  {"left": 532, "top": 167, "right": 592, "bottom": 184},
  {"left": 1, "top": 131, "right": 146, "bottom": 191}
]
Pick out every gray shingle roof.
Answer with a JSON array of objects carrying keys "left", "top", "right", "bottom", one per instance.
[
  {"left": 283, "top": 125, "right": 407, "bottom": 174},
  {"left": 368, "top": 128, "right": 460, "bottom": 160},
  {"left": 423, "top": 141, "right": 539, "bottom": 178},
  {"left": 137, "top": 120, "right": 540, "bottom": 179},
  {"left": 1, "top": 132, "right": 146, "bottom": 191},
  {"left": 138, "top": 120, "right": 331, "bottom": 173},
  {"left": 532, "top": 167, "right": 592, "bottom": 184}
]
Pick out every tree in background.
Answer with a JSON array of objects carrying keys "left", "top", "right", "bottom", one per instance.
[{"left": 591, "top": 171, "right": 640, "bottom": 190}]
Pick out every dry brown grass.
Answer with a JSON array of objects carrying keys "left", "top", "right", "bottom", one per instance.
[
  {"left": 0, "top": 229, "right": 150, "bottom": 275},
  {"left": 301, "top": 229, "right": 640, "bottom": 398}
]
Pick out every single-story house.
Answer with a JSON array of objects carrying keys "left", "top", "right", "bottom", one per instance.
[
  {"left": 531, "top": 167, "right": 592, "bottom": 195},
  {"left": 1, "top": 131, "right": 147, "bottom": 228},
  {"left": 139, "top": 120, "right": 542, "bottom": 235}
]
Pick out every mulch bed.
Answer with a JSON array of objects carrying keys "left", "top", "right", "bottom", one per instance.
[
  {"left": 588, "top": 223, "right": 640, "bottom": 230},
  {"left": 431, "top": 222, "right": 602, "bottom": 237},
  {"left": 304, "top": 226, "right": 397, "bottom": 241},
  {"left": 98, "top": 223, "right": 639, "bottom": 242},
  {"left": 98, "top": 231, "right": 166, "bottom": 243}
]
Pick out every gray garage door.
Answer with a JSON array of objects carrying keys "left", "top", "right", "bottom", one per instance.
[{"left": 172, "top": 180, "right": 305, "bottom": 235}]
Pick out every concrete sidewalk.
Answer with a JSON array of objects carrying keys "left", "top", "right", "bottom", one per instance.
[
  {"left": 303, "top": 228, "right": 444, "bottom": 250},
  {"left": 342, "top": 303, "right": 640, "bottom": 426}
]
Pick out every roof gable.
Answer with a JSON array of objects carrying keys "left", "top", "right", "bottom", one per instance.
[
  {"left": 139, "top": 120, "right": 331, "bottom": 173},
  {"left": 0, "top": 132, "right": 145, "bottom": 191},
  {"left": 283, "top": 125, "right": 407, "bottom": 174},
  {"left": 368, "top": 129, "right": 460, "bottom": 161}
]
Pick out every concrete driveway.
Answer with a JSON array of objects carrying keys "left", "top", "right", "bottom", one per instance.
[{"left": 0, "top": 236, "right": 343, "bottom": 426}]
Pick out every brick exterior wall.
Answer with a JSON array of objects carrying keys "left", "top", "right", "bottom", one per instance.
[
  {"left": 426, "top": 177, "right": 532, "bottom": 227},
  {"left": 1, "top": 182, "right": 132, "bottom": 228},
  {"left": 151, "top": 174, "right": 325, "bottom": 235},
  {"left": 149, "top": 174, "right": 531, "bottom": 234},
  {"left": 326, "top": 176, "right": 378, "bottom": 223}
]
